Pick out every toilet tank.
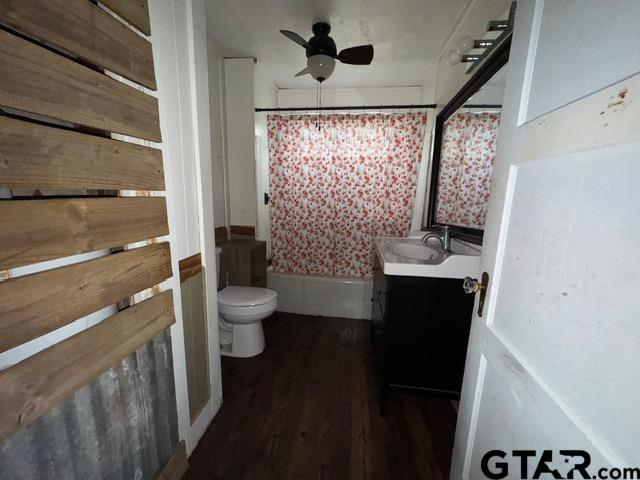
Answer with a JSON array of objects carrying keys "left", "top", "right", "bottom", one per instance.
[{"left": 215, "top": 246, "right": 222, "bottom": 289}]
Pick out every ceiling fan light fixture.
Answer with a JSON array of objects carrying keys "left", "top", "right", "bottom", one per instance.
[
  {"left": 307, "top": 54, "right": 335, "bottom": 82},
  {"left": 456, "top": 36, "right": 475, "bottom": 54},
  {"left": 447, "top": 50, "right": 462, "bottom": 65}
]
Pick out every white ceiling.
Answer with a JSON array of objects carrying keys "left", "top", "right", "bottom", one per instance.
[{"left": 205, "top": 0, "right": 470, "bottom": 89}]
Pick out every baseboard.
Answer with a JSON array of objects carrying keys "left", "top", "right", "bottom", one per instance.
[
  {"left": 155, "top": 440, "right": 188, "bottom": 480},
  {"left": 229, "top": 225, "right": 255, "bottom": 236},
  {"left": 214, "top": 225, "right": 228, "bottom": 241}
]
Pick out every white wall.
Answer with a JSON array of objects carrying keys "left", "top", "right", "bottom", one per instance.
[
  {"left": 207, "top": 38, "right": 228, "bottom": 228},
  {"left": 150, "top": 0, "right": 222, "bottom": 455},
  {"left": 223, "top": 58, "right": 257, "bottom": 228},
  {"left": 277, "top": 86, "right": 423, "bottom": 108},
  {"left": 253, "top": 62, "right": 277, "bottom": 253}
]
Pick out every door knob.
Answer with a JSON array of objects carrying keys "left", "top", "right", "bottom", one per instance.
[
  {"left": 463, "top": 272, "right": 489, "bottom": 317},
  {"left": 463, "top": 277, "right": 483, "bottom": 294}
]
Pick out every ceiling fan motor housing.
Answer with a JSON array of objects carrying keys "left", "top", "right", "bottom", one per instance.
[{"left": 307, "top": 22, "right": 337, "bottom": 58}]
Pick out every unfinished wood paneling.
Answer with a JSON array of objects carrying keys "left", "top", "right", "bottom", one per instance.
[
  {"left": 181, "top": 272, "right": 210, "bottom": 422},
  {"left": 0, "top": 0, "right": 156, "bottom": 89},
  {"left": 0, "top": 197, "right": 169, "bottom": 269},
  {"left": 179, "top": 253, "right": 203, "bottom": 283},
  {"left": 156, "top": 440, "right": 189, "bottom": 480},
  {"left": 0, "top": 117, "right": 164, "bottom": 190},
  {"left": 0, "top": 29, "right": 161, "bottom": 141},
  {"left": 0, "top": 291, "right": 175, "bottom": 443},
  {"left": 99, "top": 0, "right": 151, "bottom": 36},
  {"left": 0, "top": 242, "right": 172, "bottom": 353},
  {"left": 219, "top": 240, "right": 266, "bottom": 288}
]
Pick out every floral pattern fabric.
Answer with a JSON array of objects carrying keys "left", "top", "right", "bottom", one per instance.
[
  {"left": 436, "top": 112, "right": 501, "bottom": 230},
  {"left": 268, "top": 113, "right": 427, "bottom": 278}
]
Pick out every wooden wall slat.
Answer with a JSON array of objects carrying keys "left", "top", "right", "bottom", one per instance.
[
  {"left": 99, "top": 0, "right": 151, "bottom": 36},
  {"left": 0, "top": 242, "right": 172, "bottom": 353},
  {"left": 0, "top": 291, "right": 175, "bottom": 443},
  {"left": 0, "top": 117, "right": 164, "bottom": 190},
  {"left": 179, "top": 253, "right": 202, "bottom": 283},
  {"left": 0, "top": 29, "right": 161, "bottom": 142},
  {"left": 0, "top": 0, "right": 156, "bottom": 90},
  {"left": 0, "top": 197, "right": 169, "bottom": 269}
]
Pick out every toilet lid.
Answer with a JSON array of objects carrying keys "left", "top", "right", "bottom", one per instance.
[{"left": 218, "top": 286, "right": 277, "bottom": 307}]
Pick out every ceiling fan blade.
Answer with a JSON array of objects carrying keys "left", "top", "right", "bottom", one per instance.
[
  {"left": 280, "top": 30, "right": 309, "bottom": 49},
  {"left": 337, "top": 44, "right": 374, "bottom": 65},
  {"left": 295, "top": 67, "right": 311, "bottom": 77}
]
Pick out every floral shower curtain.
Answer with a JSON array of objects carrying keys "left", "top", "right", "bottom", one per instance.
[
  {"left": 268, "top": 113, "right": 427, "bottom": 278},
  {"left": 435, "top": 112, "right": 501, "bottom": 229}
]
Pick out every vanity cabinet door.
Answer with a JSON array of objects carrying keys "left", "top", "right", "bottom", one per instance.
[
  {"left": 386, "top": 276, "right": 474, "bottom": 396},
  {"left": 370, "top": 261, "right": 387, "bottom": 371},
  {"left": 372, "top": 258, "right": 387, "bottom": 314}
]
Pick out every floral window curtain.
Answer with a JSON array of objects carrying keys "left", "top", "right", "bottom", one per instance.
[
  {"left": 268, "top": 113, "right": 427, "bottom": 278},
  {"left": 435, "top": 112, "right": 501, "bottom": 230}
]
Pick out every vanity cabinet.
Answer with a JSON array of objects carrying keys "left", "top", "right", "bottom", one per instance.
[{"left": 371, "top": 257, "right": 474, "bottom": 413}]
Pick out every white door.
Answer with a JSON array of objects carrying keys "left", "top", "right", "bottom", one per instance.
[{"left": 452, "top": 1, "right": 640, "bottom": 478}]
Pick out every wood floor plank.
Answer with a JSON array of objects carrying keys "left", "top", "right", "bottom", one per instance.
[
  {"left": 0, "top": 29, "right": 161, "bottom": 141},
  {"left": 0, "top": 197, "right": 169, "bottom": 269},
  {"left": 0, "top": 117, "right": 164, "bottom": 191},
  {"left": 99, "top": 0, "right": 151, "bottom": 36},
  {"left": 0, "top": 242, "right": 172, "bottom": 353},
  {"left": 0, "top": 0, "right": 156, "bottom": 89},
  {"left": 185, "top": 313, "right": 458, "bottom": 480},
  {"left": 0, "top": 290, "right": 175, "bottom": 443}
]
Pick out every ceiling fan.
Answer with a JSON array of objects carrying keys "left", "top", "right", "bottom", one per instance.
[{"left": 280, "top": 22, "right": 374, "bottom": 83}]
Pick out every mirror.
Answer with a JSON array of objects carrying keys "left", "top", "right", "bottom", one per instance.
[{"left": 427, "top": 37, "right": 511, "bottom": 244}]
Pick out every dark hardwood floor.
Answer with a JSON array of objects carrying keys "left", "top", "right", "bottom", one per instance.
[{"left": 185, "top": 312, "right": 458, "bottom": 480}]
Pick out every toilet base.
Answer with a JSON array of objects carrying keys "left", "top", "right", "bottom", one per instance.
[{"left": 220, "top": 321, "right": 265, "bottom": 358}]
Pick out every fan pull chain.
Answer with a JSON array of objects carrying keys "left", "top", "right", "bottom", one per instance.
[{"left": 317, "top": 82, "right": 322, "bottom": 131}]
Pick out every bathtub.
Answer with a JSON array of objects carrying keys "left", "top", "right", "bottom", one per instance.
[{"left": 267, "top": 269, "right": 373, "bottom": 320}]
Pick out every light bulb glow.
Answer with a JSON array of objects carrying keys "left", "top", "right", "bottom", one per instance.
[
  {"left": 447, "top": 50, "right": 461, "bottom": 66},
  {"left": 456, "top": 36, "right": 475, "bottom": 54}
]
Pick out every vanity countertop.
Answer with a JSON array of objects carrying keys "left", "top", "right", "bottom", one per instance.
[{"left": 374, "top": 235, "right": 481, "bottom": 279}]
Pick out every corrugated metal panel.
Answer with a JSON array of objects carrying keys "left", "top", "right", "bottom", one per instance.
[{"left": 0, "top": 330, "right": 178, "bottom": 480}]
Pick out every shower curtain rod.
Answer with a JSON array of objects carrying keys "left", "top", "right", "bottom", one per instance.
[
  {"left": 254, "top": 104, "right": 501, "bottom": 112},
  {"left": 255, "top": 104, "right": 435, "bottom": 112}
]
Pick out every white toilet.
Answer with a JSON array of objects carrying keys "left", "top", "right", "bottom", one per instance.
[{"left": 216, "top": 247, "right": 277, "bottom": 357}]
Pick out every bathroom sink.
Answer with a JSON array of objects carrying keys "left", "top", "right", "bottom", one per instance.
[
  {"left": 391, "top": 242, "right": 441, "bottom": 261},
  {"left": 374, "top": 236, "right": 481, "bottom": 279}
]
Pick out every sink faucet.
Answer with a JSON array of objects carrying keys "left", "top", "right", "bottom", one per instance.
[{"left": 421, "top": 226, "right": 451, "bottom": 253}]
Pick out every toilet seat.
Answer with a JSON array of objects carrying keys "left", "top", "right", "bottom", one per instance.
[
  {"left": 218, "top": 299, "right": 278, "bottom": 321},
  {"left": 218, "top": 286, "right": 278, "bottom": 324},
  {"left": 218, "top": 286, "right": 277, "bottom": 307}
]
